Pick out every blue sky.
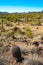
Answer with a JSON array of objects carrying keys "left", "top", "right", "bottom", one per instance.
[{"left": 0, "top": 0, "right": 43, "bottom": 12}]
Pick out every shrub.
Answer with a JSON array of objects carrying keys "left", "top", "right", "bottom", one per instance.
[
  {"left": 5, "top": 30, "right": 14, "bottom": 36},
  {"left": 29, "top": 20, "right": 41, "bottom": 26},
  {"left": 4, "top": 19, "right": 12, "bottom": 26},
  {"left": 13, "top": 27, "right": 22, "bottom": 35},
  {"left": 24, "top": 27, "right": 33, "bottom": 38}
]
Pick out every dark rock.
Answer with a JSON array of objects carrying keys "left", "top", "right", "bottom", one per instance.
[
  {"left": 41, "top": 36, "right": 43, "bottom": 40},
  {"left": 12, "top": 35, "right": 17, "bottom": 39},
  {"left": 33, "top": 41, "right": 39, "bottom": 47}
]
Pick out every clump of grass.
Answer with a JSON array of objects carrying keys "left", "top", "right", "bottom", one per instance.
[
  {"left": 4, "top": 27, "right": 22, "bottom": 37},
  {"left": 28, "top": 20, "right": 41, "bottom": 26},
  {"left": 13, "top": 27, "right": 22, "bottom": 35},
  {"left": 24, "top": 27, "right": 33, "bottom": 38},
  {"left": 6, "top": 22, "right": 11, "bottom": 26},
  {"left": 4, "top": 19, "right": 12, "bottom": 26},
  {"left": 5, "top": 30, "right": 14, "bottom": 36}
]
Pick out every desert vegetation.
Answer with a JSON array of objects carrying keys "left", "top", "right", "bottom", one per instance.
[{"left": 0, "top": 12, "right": 43, "bottom": 65}]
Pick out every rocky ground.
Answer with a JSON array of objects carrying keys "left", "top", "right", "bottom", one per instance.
[{"left": 0, "top": 22, "right": 43, "bottom": 65}]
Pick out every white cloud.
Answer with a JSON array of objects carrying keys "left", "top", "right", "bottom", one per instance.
[{"left": 0, "top": 6, "right": 43, "bottom": 13}]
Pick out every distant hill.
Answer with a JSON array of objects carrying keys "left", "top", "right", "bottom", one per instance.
[{"left": 0, "top": 12, "right": 9, "bottom": 14}]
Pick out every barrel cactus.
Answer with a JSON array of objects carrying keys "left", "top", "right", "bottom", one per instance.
[{"left": 12, "top": 45, "right": 24, "bottom": 62}]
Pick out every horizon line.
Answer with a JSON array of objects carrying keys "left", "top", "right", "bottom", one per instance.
[
  {"left": 0, "top": 6, "right": 43, "bottom": 13},
  {"left": 0, "top": 10, "right": 43, "bottom": 13}
]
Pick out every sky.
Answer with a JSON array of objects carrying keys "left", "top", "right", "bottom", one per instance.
[{"left": 0, "top": 0, "right": 43, "bottom": 12}]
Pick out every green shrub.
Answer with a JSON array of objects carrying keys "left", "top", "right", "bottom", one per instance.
[
  {"left": 24, "top": 27, "right": 33, "bottom": 38},
  {"left": 28, "top": 20, "right": 41, "bottom": 26},
  {"left": 14, "top": 27, "right": 21, "bottom": 35},
  {"left": 4, "top": 19, "right": 12, "bottom": 26},
  {"left": 5, "top": 30, "right": 14, "bottom": 36}
]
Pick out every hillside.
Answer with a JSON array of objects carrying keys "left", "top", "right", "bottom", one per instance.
[{"left": 0, "top": 12, "right": 43, "bottom": 65}]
